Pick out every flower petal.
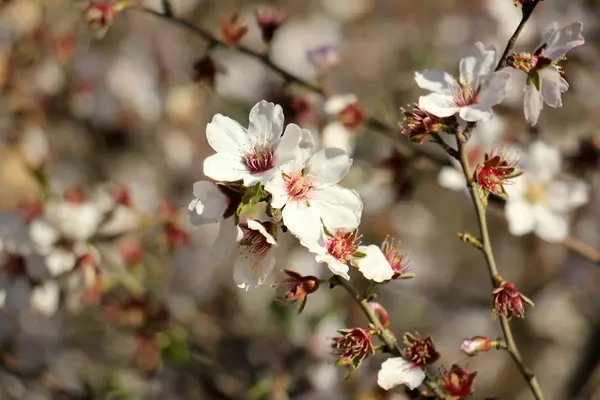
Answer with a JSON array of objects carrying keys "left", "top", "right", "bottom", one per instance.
[
  {"left": 213, "top": 219, "right": 239, "bottom": 262},
  {"left": 539, "top": 67, "right": 568, "bottom": 108},
  {"left": 324, "top": 94, "right": 358, "bottom": 115},
  {"left": 377, "top": 357, "right": 426, "bottom": 391},
  {"left": 414, "top": 69, "right": 455, "bottom": 92},
  {"left": 273, "top": 123, "right": 304, "bottom": 166},
  {"left": 264, "top": 169, "right": 289, "bottom": 209},
  {"left": 542, "top": 22, "right": 585, "bottom": 61},
  {"left": 233, "top": 252, "right": 275, "bottom": 291},
  {"left": 247, "top": 219, "right": 278, "bottom": 246},
  {"left": 206, "top": 114, "right": 247, "bottom": 153},
  {"left": 533, "top": 207, "right": 569, "bottom": 243},
  {"left": 203, "top": 153, "right": 248, "bottom": 182},
  {"left": 354, "top": 245, "right": 394, "bottom": 282},
  {"left": 526, "top": 141, "right": 561, "bottom": 183},
  {"left": 459, "top": 55, "right": 478, "bottom": 88},
  {"left": 505, "top": 199, "right": 536, "bottom": 236},
  {"left": 313, "top": 185, "right": 363, "bottom": 228},
  {"left": 523, "top": 82, "right": 544, "bottom": 126},
  {"left": 438, "top": 166, "right": 466, "bottom": 191},
  {"left": 315, "top": 254, "right": 350, "bottom": 280},
  {"left": 322, "top": 122, "right": 356, "bottom": 156},
  {"left": 281, "top": 201, "right": 321, "bottom": 244},
  {"left": 189, "top": 181, "right": 229, "bottom": 225},
  {"left": 545, "top": 179, "right": 589, "bottom": 213},
  {"left": 418, "top": 93, "right": 458, "bottom": 118},
  {"left": 248, "top": 100, "right": 284, "bottom": 143},
  {"left": 477, "top": 70, "right": 511, "bottom": 108},
  {"left": 306, "top": 147, "right": 352, "bottom": 187},
  {"left": 460, "top": 105, "right": 493, "bottom": 122},
  {"left": 30, "top": 281, "right": 60, "bottom": 316}
]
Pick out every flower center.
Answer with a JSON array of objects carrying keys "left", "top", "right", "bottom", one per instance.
[
  {"left": 284, "top": 171, "right": 314, "bottom": 201},
  {"left": 524, "top": 182, "right": 546, "bottom": 204},
  {"left": 452, "top": 84, "right": 477, "bottom": 107},
  {"left": 326, "top": 230, "right": 358, "bottom": 262},
  {"left": 381, "top": 237, "right": 408, "bottom": 275},
  {"left": 239, "top": 222, "right": 275, "bottom": 256},
  {"left": 245, "top": 145, "right": 274, "bottom": 174}
]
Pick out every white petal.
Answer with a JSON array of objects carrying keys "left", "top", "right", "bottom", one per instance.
[
  {"left": 459, "top": 55, "right": 478, "bottom": 88},
  {"left": 248, "top": 100, "right": 284, "bottom": 144},
  {"left": 203, "top": 153, "right": 248, "bottom": 182},
  {"left": 59, "top": 203, "right": 103, "bottom": 241},
  {"left": 503, "top": 175, "right": 527, "bottom": 198},
  {"left": 213, "top": 219, "right": 239, "bottom": 262},
  {"left": 477, "top": 70, "right": 511, "bottom": 108},
  {"left": 533, "top": 207, "right": 569, "bottom": 243},
  {"left": 377, "top": 357, "right": 425, "bottom": 391},
  {"left": 324, "top": 94, "right": 358, "bottom": 115},
  {"left": 414, "top": 69, "right": 455, "bottom": 92},
  {"left": 188, "top": 181, "right": 230, "bottom": 226},
  {"left": 46, "top": 248, "right": 77, "bottom": 276},
  {"left": 472, "top": 42, "right": 497, "bottom": 77},
  {"left": 523, "top": 82, "right": 543, "bottom": 126},
  {"left": 322, "top": 122, "right": 356, "bottom": 156},
  {"left": 273, "top": 123, "right": 304, "bottom": 166},
  {"left": 354, "top": 245, "right": 394, "bottom": 282},
  {"left": 233, "top": 252, "right": 275, "bottom": 291},
  {"left": 312, "top": 185, "right": 363, "bottom": 228},
  {"left": 543, "top": 22, "right": 585, "bottom": 61},
  {"left": 299, "top": 128, "right": 316, "bottom": 160},
  {"left": 459, "top": 105, "right": 493, "bottom": 122},
  {"left": 315, "top": 254, "right": 350, "bottom": 280},
  {"left": 539, "top": 67, "right": 567, "bottom": 108},
  {"left": 437, "top": 166, "right": 466, "bottom": 191},
  {"left": 418, "top": 93, "right": 458, "bottom": 118},
  {"left": 264, "top": 169, "right": 289, "bottom": 209},
  {"left": 545, "top": 179, "right": 589, "bottom": 213},
  {"left": 30, "top": 281, "right": 60, "bottom": 316},
  {"left": 526, "top": 141, "right": 561, "bottom": 183},
  {"left": 29, "top": 219, "right": 59, "bottom": 250},
  {"left": 281, "top": 201, "right": 321, "bottom": 243},
  {"left": 206, "top": 114, "right": 247, "bottom": 153},
  {"left": 505, "top": 199, "right": 536, "bottom": 236},
  {"left": 306, "top": 147, "right": 352, "bottom": 187}
]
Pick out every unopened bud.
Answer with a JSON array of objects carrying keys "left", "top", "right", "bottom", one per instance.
[
  {"left": 369, "top": 302, "right": 390, "bottom": 328},
  {"left": 255, "top": 7, "right": 285, "bottom": 44},
  {"left": 460, "top": 336, "right": 492, "bottom": 357},
  {"left": 220, "top": 14, "right": 247, "bottom": 46}
]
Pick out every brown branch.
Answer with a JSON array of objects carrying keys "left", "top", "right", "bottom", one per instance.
[{"left": 337, "top": 278, "right": 450, "bottom": 399}]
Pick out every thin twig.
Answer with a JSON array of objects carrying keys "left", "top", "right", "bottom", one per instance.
[{"left": 338, "top": 278, "right": 449, "bottom": 399}]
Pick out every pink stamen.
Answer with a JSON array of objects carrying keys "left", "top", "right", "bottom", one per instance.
[
  {"left": 245, "top": 145, "right": 274, "bottom": 174},
  {"left": 284, "top": 172, "right": 313, "bottom": 201}
]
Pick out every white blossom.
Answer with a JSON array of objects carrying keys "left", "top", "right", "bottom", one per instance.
[
  {"left": 416, "top": 43, "right": 511, "bottom": 122},
  {"left": 522, "top": 22, "right": 585, "bottom": 126},
  {"left": 188, "top": 181, "right": 231, "bottom": 226},
  {"left": 233, "top": 219, "right": 278, "bottom": 290},
  {"left": 265, "top": 145, "right": 363, "bottom": 244},
  {"left": 377, "top": 357, "right": 426, "bottom": 391},
  {"left": 203, "top": 100, "right": 307, "bottom": 187},
  {"left": 505, "top": 141, "right": 588, "bottom": 242},
  {"left": 353, "top": 244, "right": 394, "bottom": 283}
]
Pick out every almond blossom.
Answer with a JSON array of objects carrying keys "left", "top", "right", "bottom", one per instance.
[
  {"left": 233, "top": 219, "right": 278, "bottom": 290},
  {"left": 265, "top": 146, "right": 363, "bottom": 244},
  {"left": 510, "top": 22, "right": 585, "bottom": 126},
  {"left": 321, "top": 94, "right": 363, "bottom": 156},
  {"left": 202, "top": 100, "right": 309, "bottom": 187},
  {"left": 504, "top": 141, "right": 589, "bottom": 242},
  {"left": 377, "top": 357, "right": 426, "bottom": 390},
  {"left": 415, "top": 42, "right": 511, "bottom": 122}
]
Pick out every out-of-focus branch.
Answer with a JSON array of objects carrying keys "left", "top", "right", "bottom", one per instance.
[{"left": 337, "top": 278, "right": 450, "bottom": 399}]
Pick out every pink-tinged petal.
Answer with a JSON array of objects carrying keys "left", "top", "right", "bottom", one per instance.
[
  {"left": 523, "top": 82, "right": 543, "bottom": 126},
  {"left": 247, "top": 219, "right": 278, "bottom": 246},
  {"left": 203, "top": 153, "right": 248, "bottom": 182},
  {"left": 306, "top": 148, "right": 352, "bottom": 187},
  {"left": 354, "top": 245, "right": 394, "bottom": 283},
  {"left": 315, "top": 254, "right": 350, "bottom": 280},
  {"left": 273, "top": 123, "right": 304, "bottom": 165},
  {"left": 539, "top": 67, "right": 567, "bottom": 108},
  {"left": 248, "top": 100, "right": 284, "bottom": 143},
  {"left": 414, "top": 69, "right": 455, "bottom": 92},
  {"left": 543, "top": 22, "right": 585, "bottom": 61},
  {"left": 533, "top": 207, "right": 569, "bottom": 243},
  {"left": 505, "top": 198, "right": 536, "bottom": 236},
  {"left": 189, "top": 181, "right": 229, "bottom": 226},
  {"left": 418, "top": 93, "right": 458, "bottom": 118},
  {"left": 545, "top": 179, "right": 589, "bottom": 213},
  {"left": 233, "top": 252, "right": 275, "bottom": 291},
  {"left": 206, "top": 114, "right": 247, "bottom": 153},
  {"left": 377, "top": 357, "right": 426, "bottom": 391},
  {"left": 460, "top": 105, "right": 493, "bottom": 122}
]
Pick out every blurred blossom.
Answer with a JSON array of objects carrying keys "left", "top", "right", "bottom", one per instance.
[
  {"left": 214, "top": 51, "right": 269, "bottom": 102},
  {"left": 164, "top": 85, "right": 203, "bottom": 124},
  {"left": 220, "top": 14, "right": 248, "bottom": 47},
  {"left": 377, "top": 357, "right": 425, "bottom": 391},
  {"left": 485, "top": 0, "right": 536, "bottom": 44},
  {"left": 321, "top": 0, "right": 374, "bottom": 23},
  {"left": 270, "top": 15, "right": 342, "bottom": 81},
  {"left": 34, "top": 59, "right": 66, "bottom": 96},
  {"left": 321, "top": 122, "right": 355, "bottom": 155},
  {"left": 505, "top": 141, "right": 589, "bottom": 242},
  {"left": 255, "top": 7, "right": 286, "bottom": 44},
  {"left": 18, "top": 124, "right": 49, "bottom": 169}
]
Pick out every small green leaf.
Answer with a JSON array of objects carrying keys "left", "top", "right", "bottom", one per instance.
[
  {"left": 528, "top": 72, "right": 541, "bottom": 91},
  {"left": 352, "top": 251, "right": 367, "bottom": 258}
]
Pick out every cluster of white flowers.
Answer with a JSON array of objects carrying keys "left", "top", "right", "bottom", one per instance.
[{"left": 188, "top": 101, "right": 398, "bottom": 290}]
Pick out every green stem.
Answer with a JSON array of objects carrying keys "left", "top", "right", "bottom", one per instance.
[{"left": 338, "top": 279, "right": 450, "bottom": 399}]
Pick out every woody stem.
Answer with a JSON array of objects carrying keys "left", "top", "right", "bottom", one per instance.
[{"left": 337, "top": 278, "right": 450, "bottom": 399}]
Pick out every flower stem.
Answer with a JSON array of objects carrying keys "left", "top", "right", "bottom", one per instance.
[
  {"left": 456, "top": 137, "right": 545, "bottom": 400},
  {"left": 337, "top": 278, "right": 450, "bottom": 399}
]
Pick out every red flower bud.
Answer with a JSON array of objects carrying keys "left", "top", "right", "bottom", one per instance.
[
  {"left": 459, "top": 336, "right": 492, "bottom": 357},
  {"left": 492, "top": 281, "right": 534, "bottom": 319},
  {"left": 439, "top": 364, "right": 477, "bottom": 399},
  {"left": 220, "top": 14, "right": 248, "bottom": 46},
  {"left": 400, "top": 104, "right": 442, "bottom": 144},
  {"left": 275, "top": 269, "right": 319, "bottom": 313},
  {"left": 255, "top": 8, "right": 285, "bottom": 43},
  {"left": 369, "top": 302, "right": 390, "bottom": 328}
]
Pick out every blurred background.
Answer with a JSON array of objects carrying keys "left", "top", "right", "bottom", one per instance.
[{"left": 1, "top": 0, "right": 600, "bottom": 399}]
